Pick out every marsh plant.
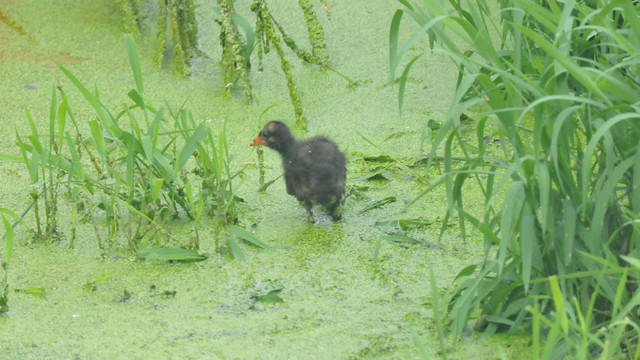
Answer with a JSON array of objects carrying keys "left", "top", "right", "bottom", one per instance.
[
  {"left": 391, "top": 0, "right": 640, "bottom": 358},
  {"left": 215, "top": 0, "right": 328, "bottom": 129},
  {"left": 117, "top": 0, "right": 358, "bottom": 131},
  {"left": 10, "top": 35, "right": 242, "bottom": 253},
  {"left": 116, "top": 0, "right": 200, "bottom": 76}
]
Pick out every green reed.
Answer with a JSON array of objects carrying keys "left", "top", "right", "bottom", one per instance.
[
  {"left": 391, "top": 0, "right": 640, "bottom": 358},
  {"left": 8, "top": 34, "right": 243, "bottom": 253}
]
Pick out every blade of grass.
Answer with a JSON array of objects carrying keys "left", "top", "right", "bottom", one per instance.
[
  {"left": 124, "top": 34, "right": 144, "bottom": 94},
  {"left": 177, "top": 123, "right": 209, "bottom": 173},
  {"left": 549, "top": 276, "right": 569, "bottom": 333},
  {"left": 59, "top": 64, "right": 115, "bottom": 132}
]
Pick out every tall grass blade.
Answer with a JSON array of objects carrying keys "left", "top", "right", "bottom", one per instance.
[
  {"left": 520, "top": 214, "right": 534, "bottom": 293},
  {"left": 56, "top": 94, "right": 68, "bottom": 141},
  {"left": 59, "top": 64, "right": 115, "bottom": 133},
  {"left": 88, "top": 119, "right": 106, "bottom": 159},
  {"left": 549, "top": 276, "right": 568, "bottom": 333},
  {"left": 177, "top": 123, "right": 208, "bottom": 172},
  {"left": 398, "top": 54, "right": 423, "bottom": 114},
  {"left": 124, "top": 34, "right": 144, "bottom": 94},
  {"left": 49, "top": 85, "right": 56, "bottom": 147},
  {"left": 389, "top": 9, "right": 403, "bottom": 84}
]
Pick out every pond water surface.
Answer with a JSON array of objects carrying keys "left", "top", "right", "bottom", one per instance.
[{"left": 0, "top": 0, "right": 530, "bottom": 358}]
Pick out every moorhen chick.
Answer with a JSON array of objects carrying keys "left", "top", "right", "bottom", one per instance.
[{"left": 250, "top": 121, "right": 346, "bottom": 223}]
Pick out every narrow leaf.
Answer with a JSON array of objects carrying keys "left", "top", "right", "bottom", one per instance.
[
  {"left": 124, "top": 34, "right": 144, "bottom": 94},
  {"left": 521, "top": 214, "right": 534, "bottom": 293},
  {"left": 177, "top": 123, "right": 209, "bottom": 172},
  {"left": 88, "top": 119, "right": 106, "bottom": 158},
  {"left": 549, "top": 276, "right": 568, "bottom": 333},
  {"left": 230, "top": 225, "right": 270, "bottom": 249}
]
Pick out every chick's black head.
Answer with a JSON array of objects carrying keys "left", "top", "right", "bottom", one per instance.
[{"left": 250, "top": 121, "right": 295, "bottom": 154}]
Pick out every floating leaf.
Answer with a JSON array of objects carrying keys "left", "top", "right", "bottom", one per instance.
[
  {"left": 427, "top": 119, "right": 441, "bottom": 130},
  {"left": 136, "top": 247, "right": 207, "bottom": 262},
  {"left": 254, "top": 288, "right": 284, "bottom": 304},
  {"left": 363, "top": 154, "right": 394, "bottom": 163},
  {"left": 381, "top": 234, "right": 432, "bottom": 247},
  {"left": 375, "top": 218, "right": 432, "bottom": 230},
  {"left": 230, "top": 225, "right": 270, "bottom": 249},
  {"left": 360, "top": 196, "right": 396, "bottom": 214},
  {"left": 83, "top": 273, "right": 113, "bottom": 292},
  {"left": 117, "top": 289, "right": 132, "bottom": 303},
  {"left": 225, "top": 237, "right": 246, "bottom": 261},
  {"left": 18, "top": 287, "right": 46, "bottom": 299},
  {"left": 350, "top": 170, "right": 394, "bottom": 182}
]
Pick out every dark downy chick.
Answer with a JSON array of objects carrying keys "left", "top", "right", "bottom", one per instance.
[{"left": 250, "top": 121, "right": 347, "bottom": 222}]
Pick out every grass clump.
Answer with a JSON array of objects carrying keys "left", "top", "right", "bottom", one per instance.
[
  {"left": 391, "top": 0, "right": 640, "bottom": 358},
  {"left": 7, "top": 35, "right": 242, "bottom": 254}
]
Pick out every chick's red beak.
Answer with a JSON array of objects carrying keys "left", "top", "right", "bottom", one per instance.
[{"left": 250, "top": 135, "right": 265, "bottom": 146}]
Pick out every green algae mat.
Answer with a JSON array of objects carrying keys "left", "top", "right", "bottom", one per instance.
[{"left": 0, "top": 0, "right": 529, "bottom": 358}]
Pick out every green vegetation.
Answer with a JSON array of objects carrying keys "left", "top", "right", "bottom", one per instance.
[
  {"left": 117, "top": 0, "right": 351, "bottom": 130},
  {"left": 117, "top": 0, "right": 367, "bottom": 134},
  {"left": 116, "top": 0, "right": 143, "bottom": 35},
  {"left": 7, "top": 35, "right": 244, "bottom": 255},
  {"left": 391, "top": 0, "right": 640, "bottom": 358},
  {"left": 217, "top": 0, "right": 254, "bottom": 102},
  {"left": 153, "top": 0, "right": 200, "bottom": 76}
]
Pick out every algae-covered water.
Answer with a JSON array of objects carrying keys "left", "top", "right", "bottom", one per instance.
[{"left": 0, "top": 0, "right": 530, "bottom": 358}]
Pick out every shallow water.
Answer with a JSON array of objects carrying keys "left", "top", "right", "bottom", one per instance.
[{"left": 0, "top": 0, "right": 530, "bottom": 358}]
